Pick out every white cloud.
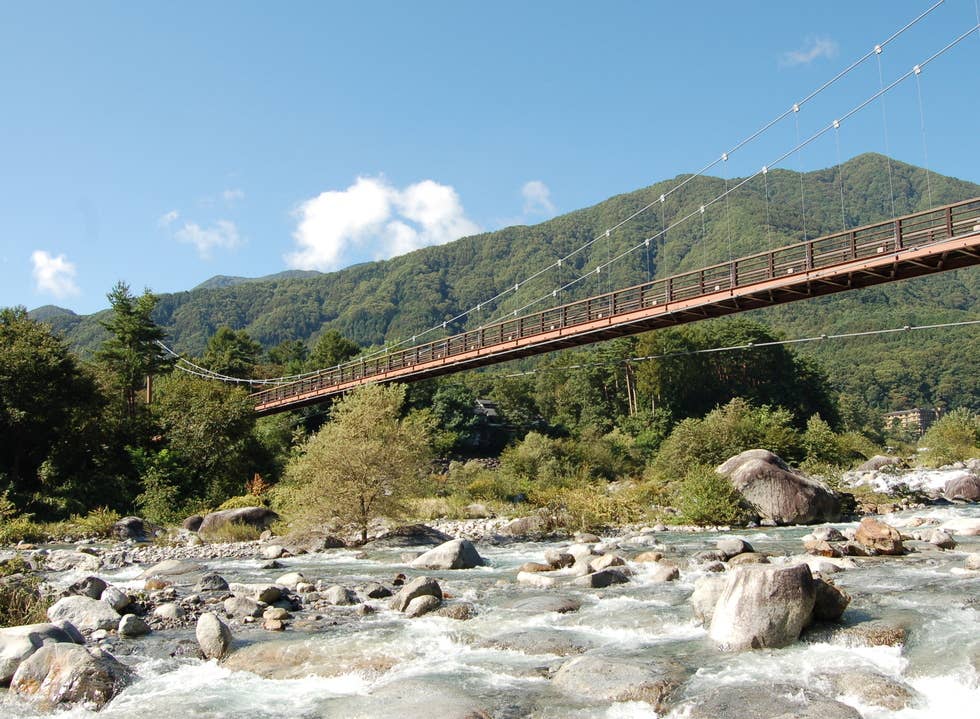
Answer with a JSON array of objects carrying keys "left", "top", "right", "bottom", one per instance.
[
  {"left": 31, "top": 250, "right": 80, "bottom": 298},
  {"left": 222, "top": 188, "right": 245, "bottom": 203},
  {"left": 175, "top": 220, "right": 241, "bottom": 259},
  {"left": 286, "top": 176, "right": 480, "bottom": 271},
  {"left": 158, "top": 209, "right": 179, "bottom": 227},
  {"left": 522, "top": 180, "right": 556, "bottom": 216},
  {"left": 781, "top": 37, "right": 839, "bottom": 67}
]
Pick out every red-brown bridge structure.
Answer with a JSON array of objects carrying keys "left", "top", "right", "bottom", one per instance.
[{"left": 253, "top": 198, "right": 980, "bottom": 415}]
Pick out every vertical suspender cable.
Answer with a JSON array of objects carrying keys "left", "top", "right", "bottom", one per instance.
[
  {"left": 763, "top": 165, "right": 773, "bottom": 257},
  {"left": 794, "top": 105, "right": 808, "bottom": 241},
  {"left": 876, "top": 46, "right": 897, "bottom": 216},
  {"left": 914, "top": 64, "right": 934, "bottom": 208},
  {"left": 659, "top": 193, "right": 667, "bottom": 279},
  {"left": 834, "top": 119, "right": 847, "bottom": 230},
  {"left": 723, "top": 153, "right": 733, "bottom": 264}
]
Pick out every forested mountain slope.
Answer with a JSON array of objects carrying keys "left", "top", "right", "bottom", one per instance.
[{"left": 40, "top": 154, "right": 980, "bottom": 411}]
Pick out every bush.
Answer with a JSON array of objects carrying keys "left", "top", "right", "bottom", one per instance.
[
  {"left": 0, "top": 515, "right": 48, "bottom": 545},
  {"left": 528, "top": 481, "right": 653, "bottom": 533},
  {"left": 201, "top": 521, "right": 262, "bottom": 543},
  {"left": 651, "top": 399, "right": 801, "bottom": 481},
  {"left": 217, "top": 494, "right": 268, "bottom": 510},
  {"left": 63, "top": 507, "right": 121, "bottom": 538},
  {"left": 672, "top": 465, "right": 747, "bottom": 527},
  {"left": 918, "top": 409, "right": 980, "bottom": 468}
]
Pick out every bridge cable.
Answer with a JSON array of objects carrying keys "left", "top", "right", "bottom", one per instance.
[
  {"left": 834, "top": 119, "right": 847, "bottom": 230},
  {"left": 498, "top": 22, "right": 980, "bottom": 323},
  {"left": 502, "top": 320, "right": 980, "bottom": 378},
  {"left": 763, "top": 166, "right": 772, "bottom": 254},
  {"left": 196, "top": 6, "right": 961, "bottom": 390},
  {"left": 795, "top": 107, "right": 808, "bottom": 242},
  {"left": 279, "top": 2, "right": 949, "bottom": 380}
]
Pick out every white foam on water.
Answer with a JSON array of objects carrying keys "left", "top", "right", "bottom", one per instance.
[{"left": 603, "top": 701, "right": 660, "bottom": 718}]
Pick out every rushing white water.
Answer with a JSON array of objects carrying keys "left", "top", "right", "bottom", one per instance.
[{"left": 3, "top": 504, "right": 978, "bottom": 718}]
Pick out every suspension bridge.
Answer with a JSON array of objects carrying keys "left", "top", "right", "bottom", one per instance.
[
  {"left": 159, "top": 2, "right": 980, "bottom": 414},
  {"left": 250, "top": 199, "right": 980, "bottom": 414}
]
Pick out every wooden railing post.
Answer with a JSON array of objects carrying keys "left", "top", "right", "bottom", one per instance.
[{"left": 894, "top": 218, "right": 903, "bottom": 250}]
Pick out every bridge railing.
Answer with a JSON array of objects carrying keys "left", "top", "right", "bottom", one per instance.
[{"left": 252, "top": 197, "right": 980, "bottom": 408}]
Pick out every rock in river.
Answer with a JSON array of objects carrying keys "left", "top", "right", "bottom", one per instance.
[
  {"left": 10, "top": 644, "right": 133, "bottom": 710},
  {"left": 0, "top": 623, "right": 81, "bottom": 685},
  {"left": 46, "top": 596, "right": 120, "bottom": 633},
  {"left": 409, "top": 538, "right": 486, "bottom": 570},
  {"left": 552, "top": 655, "right": 686, "bottom": 712}
]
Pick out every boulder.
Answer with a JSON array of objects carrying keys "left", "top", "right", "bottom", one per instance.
[
  {"left": 827, "top": 670, "right": 920, "bottom": 711},
  {"left": 153, "top": 603, "right": 185, "bottom": 620},
  {"left": 727, "top": 552, "right": 769, "bottom": 565},
  {"left": 195, "top": 572, "right": 230, "bottom": 593},
  {"left": 433, "top": 602, "right": 476, "bottom": 621},
  {"left": 487, "top": 629, "right": 591, "bottom": 656},
  {"left": 811, "top": 526, "right": 847, "bottom": 542},
  {"left": 390, "top": 576, "right": 442, "bottom": 613},
  {"left": 517, "top": 571, "right": 557, "bottom": 588},
  {"left": 965, "top": 553, "right": 980, "bottom": 571},
  {"left": 66, "top": 576, "right": 107, "bottom": 600},
  {"left": 708, "top": 564, "right": 816, "bottom": 650},
  {"left": 198, "top": 507, "right": 279, "bottom": 537},
  {"left": 856, "top": 455, "right": 903, "bottom": 472},
  {"left": 223, "top": 596, "right": 263, "bottom": 618},
  {"left": 944, "top": 473, "right": 980, "bottom": 502},
  {"left": 588, "top": 553, "right": 627, "bottom": 573},
  {"left": 404, "top": 594, "right": 442, "bottom": 618},
  {"left": 44, "top": 550, "right": 101, "bottom": 573},
  {"left": 182, "top": 514, "right": 204, "bottom": 532},
  {"left": 322, "top": 585, "right": 359, "bottom": 605},
  {"left": 572, "top": 569, "right": 630, "bottom": 588},
  {"left": 716, "top": 449, "right": 842, "bottom": 525},
  {"left": 100, "top": 586, "right": 130, "bottom": 612},
  {"left": 928, "top": 529, "right": 956, "bottom": 549},
  {"left": 677, "top": 683, "right": 861, "bottom": 719},
  {"left": 518, "top": 562, "right": 553, "bottom": 573},
  {"left": 854, "top": 517, "right": 904, "bottom": 555},
  {"left": 196, "top": 613, "right": 232, "bottom": 660},
  {"left": 117, "top": 615, "right": 150, "bottom": 637},
  {"left": 364, "top": 524, "right": 452, "bottom": 548},
  {"left": 10, "top": 644, "right": 133, "bottom": 710},
  {"left": 362, "top": 582, "right": 392, "bottom": 599},
  {"left": 497, "top": 513, "right": 553, "bottom": 538},
  {"left": 830, "top": 620, "right": 907, "bottom": 647},
  {"left": 0, "top": 623, "right": 80, "bottom": 685},
  {"left": 634, "top": 550, "right": 664, "bottom": 563},
  {"left": 543, "top": 549, "right": 575, "bottom": 569},
  {"left": 552, "top": 655, "right": 686, "bottom": 712},
  {"left": 112, "top": 516, "right": 150, "bottom": 540},
  {"left": 409, "top": 539, "right": 486, "bottom": 570},
  {"left": 279, "top": 529, "right": 345, "bottom": 555},
  {"left": 140, "top": 559, "right": 204, "bottom": 578},
  {"left": 690, "top": 574, "right": 726, "bottom": 625},
  {"left": 47, "top": 596, "right": 120, "bottom": 633},
  {"left": 804, "top": 539, "right": 841, "bottom": 557},
  {"left": 258, "top": 544, "right": 286, "bottom": 560},
  {"left": 275, "top": 572, "right": 306, "bottom": 590},
  {"left": 812, "top": 577, "right": 850, "bottom": 622},
  {"left": 649, "top": 563, "right": 680, "bottom": 582},
  {"left": 716, "top": 537, "right": 754, "bottom": 559},
  {"left": 229, "top": 582, "right": 282, "bottom": 604}
]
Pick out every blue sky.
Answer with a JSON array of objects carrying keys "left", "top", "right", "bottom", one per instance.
[{"left": 1, "top": 1, "right": 978, "bottom": 314}]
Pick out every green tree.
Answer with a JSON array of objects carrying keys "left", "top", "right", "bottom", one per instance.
[
  {"left": 0, "top": 308, "right": 105, "bottom": 514},
  {"left": 95, "top": 282, "right": 173, "bottom": 416},
  {"left": 267, "top": 339, "right": 308, "bottom": 376},
  {"left": 306, "top": 329, "right": 360, "bottom": 370},
  {"left": 277, "top": 384, "right": 432, "bottom": 542},
  {"left": 202, "top": 326, "right": 263, "bottom": 378},
  {"left": 918, "top": 408, "right": 980, "bottom": 467}
]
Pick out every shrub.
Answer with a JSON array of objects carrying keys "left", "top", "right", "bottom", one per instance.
[
  {"left": 0, "top": 515, "right": 48, "bottom": 545},
  {"left": 672, "top": 465, "right": 747, "bottom": 527},
  {"left": 528, "top": 480, "right": 653, "bottom": 533},
  {"left": 201, "top": 521, "right": 262, "bottom": 543},
  {"left": 918, "top": 409, "right": 980, "bottom": 468},
  {"left": 651, "top": 398, "right": 801, "bottom": 481},
  {"left": 63, "top": 507, "right": 121, "bottom": 538},
  {"left": 217, "top": 494, "right": 268, "bottom": 510}
]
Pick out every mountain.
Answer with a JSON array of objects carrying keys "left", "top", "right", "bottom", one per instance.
[
  {"left": 192, "top": 269, "right": 323, "bottom": 291},
  {"left": 37, "top": 154, "right": 980, "bottom": 410}
]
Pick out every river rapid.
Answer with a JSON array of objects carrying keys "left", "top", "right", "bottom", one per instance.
[{"left": 4, "top": 504, "right": 979, "bottom": 719}]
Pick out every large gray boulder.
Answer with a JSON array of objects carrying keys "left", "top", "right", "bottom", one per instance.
[
  {"left": 0, "top": 623, "right": 80, "bottom": 685},
  {"left": 46, "top": 596, "right": 120, "bottom": 633},
  {"left": 112, "top": 516, "right": 154, "bottom": 540},
  {"left": 198, "top": 507, "right": 279, "bottom": 537},
  {"left": 708, "top": 564, "right": 816, "bottom": 650},
  {"left": 44, "top": 550, "right": 101, "bottom": 573},
  {"left": 945, "top": 473, "right": 980, "bottom": 501},
  {"left": 717, "top": 450, "right": 842, "bottom": 525},
  {"left": 552, "top": 655, "right": 686, "bottom": 712},
  {"left": 856, "top": 455, "right": 903, "bottom": 472},
  {"left": 409, "top": 538, "right": 486, "bottom": 570},
  {"left": 854, "top": 517, "right": 904, "bottom": 555},
  {"left": 391, "top": 576, "right": 443, "bottom": 612},
  {"left": 196, "top": 612, "right": 232, "bottom": 660},
  {"left": 10, "top": 644, "right": 133, "bottom": 710},
  {"left": 139, "top": 559, "right": 204, "bottom": 579},
  {"left": 363, "top": 524, "right": 451, "bottom": 548},
  {"left": 690, "top": 574, "right": 727, "bottom": 625}
]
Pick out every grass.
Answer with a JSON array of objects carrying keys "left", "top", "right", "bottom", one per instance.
[
  {"left": 0, "top": 574, "right": 51, "bottom": 628},
  {"left": 200, "top": 521, "right": 262, "bottom": 543}
]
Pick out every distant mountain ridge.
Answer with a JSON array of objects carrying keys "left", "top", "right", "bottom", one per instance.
[{"left": 192, "top": 269, "right": 323, "bottom": 291}]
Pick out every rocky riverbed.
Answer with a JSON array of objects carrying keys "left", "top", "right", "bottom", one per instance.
[{"left": 1, "top": 500, "right": 979, "bottom": 717}]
